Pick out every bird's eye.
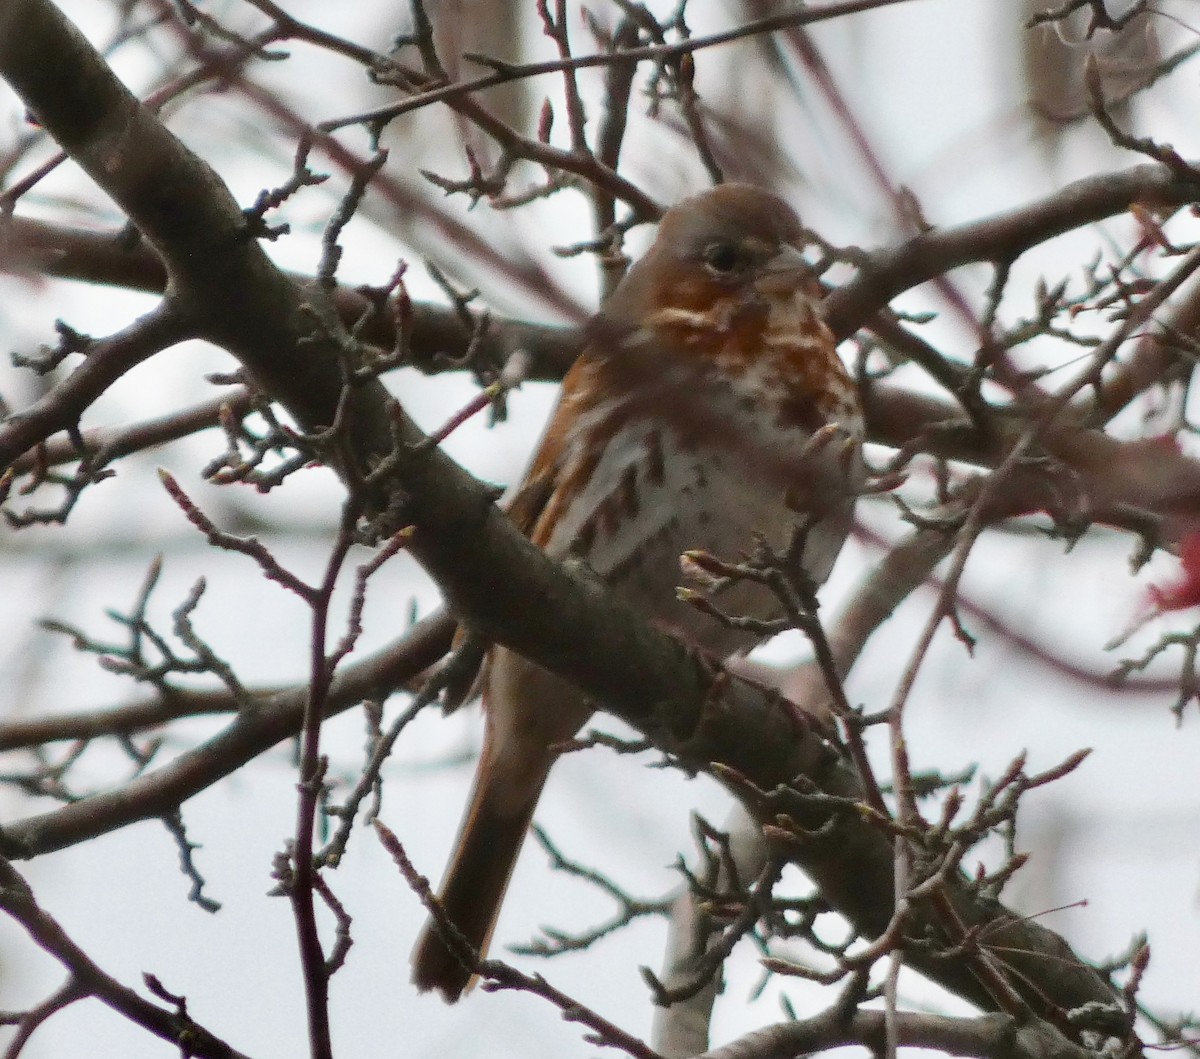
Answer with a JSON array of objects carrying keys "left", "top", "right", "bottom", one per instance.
[{"left": 702, "top": 241, "right": 741, "bottom": 275}]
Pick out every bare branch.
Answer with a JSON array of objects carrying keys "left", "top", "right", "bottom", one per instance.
[
  {"left": 698, "top": 1006, "right": 1095, "bottom": 1059},
  {"left": 0, "top": 856, "right": 252, "bottom": 1059}
]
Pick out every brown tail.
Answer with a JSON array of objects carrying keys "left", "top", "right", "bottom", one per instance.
[{"left": 411, "top": 752, "right": 550, "bottom": 1002}]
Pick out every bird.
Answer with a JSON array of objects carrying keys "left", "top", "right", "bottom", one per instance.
[{"left": 411, "top": 183, "right": 864, "bottom": 1002}]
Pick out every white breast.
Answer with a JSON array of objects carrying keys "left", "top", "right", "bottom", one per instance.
[{"left": 543, "top": 416, "right": 856, "bottom": 657}]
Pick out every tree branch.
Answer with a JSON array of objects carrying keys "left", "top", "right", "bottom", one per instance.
[
  {"left": 0, "top": 856, "right": 252, "bottom": 1059},
  {"left": 0, "top": 610, "right": 453, "bottom": 855},
  {"left": 699, "top": 1007, "right": 1095, "bottom": 1059}
]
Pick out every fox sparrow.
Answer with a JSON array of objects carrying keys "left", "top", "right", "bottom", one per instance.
[{"left": 411, "top": 183, "right": 864, "bottom": 1001}]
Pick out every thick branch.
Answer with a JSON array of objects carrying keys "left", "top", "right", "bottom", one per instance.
[
  {"left": 700, "top": 1008, "right": 1094, "bottom": 1059},
  {"left": 825, "top": 161, "right": 1200, "bottom": 337}
]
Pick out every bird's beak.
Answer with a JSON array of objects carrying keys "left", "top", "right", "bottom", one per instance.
[{"left": 756, "top": 243, "right": 811, "bottom": 296}]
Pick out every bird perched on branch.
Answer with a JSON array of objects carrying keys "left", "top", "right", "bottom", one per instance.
[{"left": 412, "top": 183, "right": 864, "bottom": 1002}]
